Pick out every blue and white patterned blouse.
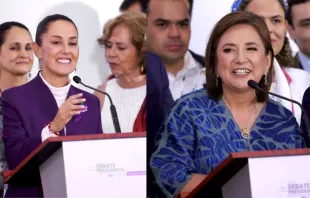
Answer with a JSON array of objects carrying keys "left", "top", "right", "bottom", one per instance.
[{"left": 150, "top": 89, "right": 305, "bottom": 197}]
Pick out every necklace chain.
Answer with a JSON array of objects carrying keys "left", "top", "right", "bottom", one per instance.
[{"left": 222, "top": 97, "right": 257, "bottom": 139}]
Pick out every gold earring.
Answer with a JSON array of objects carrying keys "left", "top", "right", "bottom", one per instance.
[
  {"left": 140, "top": 65, "right": 145, "bottom": 73},
  {"left": 264, "top": 72, "right": 268, "bottom": 85}
]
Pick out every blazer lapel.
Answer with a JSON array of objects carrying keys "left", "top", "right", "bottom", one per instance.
[
  {"left": 64, "top": 86, "right": 80, "bottom": 135},
  {"left": 32, "top": 73, "right": 79, "bottom": 136},
  {"left": 30, "top": 74, "right": 59, "bottom": 125}
]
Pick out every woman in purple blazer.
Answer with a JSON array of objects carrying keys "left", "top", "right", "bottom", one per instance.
[{"left": 1, "top": 14, "right": 102, "bottom": 198}]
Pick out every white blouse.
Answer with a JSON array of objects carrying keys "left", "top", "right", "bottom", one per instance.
[{"left": 101, "top": 79, "right": 146, "bottom": 133}]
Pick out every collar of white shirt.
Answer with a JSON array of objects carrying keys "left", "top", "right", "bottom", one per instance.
[
  {"left": 167, "top": 50, "right": 202, "bottom": 80},
  {"left": 298, "top": 51, "right": 310, "bottom": 72},
  {"left": 167, "top": 50, "right": 204, "bottom": 100}
]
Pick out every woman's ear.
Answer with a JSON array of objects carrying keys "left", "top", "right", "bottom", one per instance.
[
  {"left": 265, "top": 51, "right": 272, "bottom": 71},
  {"left": 32, "top": 42, "right": 43, "bottom": 59}
]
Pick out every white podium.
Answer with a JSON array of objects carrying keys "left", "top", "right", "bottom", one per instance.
[
  {"left": 5, "top": 133, "right": 146, "bottom": 198},
  {"left": 187, "top": 149, "right": 310, "bottom": 198}
]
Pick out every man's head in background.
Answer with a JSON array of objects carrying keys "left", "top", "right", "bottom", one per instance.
[
  {"left": 146, "top": 0, "right": 193, "bottom": 65},
  {"left": 119, "top": 0, "right": 148, "bottom": 13},
  {"left": 287, "top": 0, "right": 310, "bottom": 57}
]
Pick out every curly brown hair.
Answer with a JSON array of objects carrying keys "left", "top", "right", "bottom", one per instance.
[
  {"left": 237, "top": 0, "right": 296, "bottom": 68},
  {"left": 98, "top": 12, "right": 146, "bottom": 74}
]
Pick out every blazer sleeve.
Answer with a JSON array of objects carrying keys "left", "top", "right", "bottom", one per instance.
[
  {"left": 160, "top": 60, "right": 174, "bottom": 118},
  {"left": 1, "top": 92, "right": 42, "bottom": 169},
  {"left": 150, "top": 99, "right": 196, "bottom": 197},
  {"left": 301, "top": 87, "right": 310, "bottom": 147}
]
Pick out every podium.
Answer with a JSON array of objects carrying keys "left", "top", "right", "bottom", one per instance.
[
  {"left": 186, "top": 149, "right": 310, "bottom": 198},
  {"left": 4, "top": 132, "right": 146, "bottom": 198}
]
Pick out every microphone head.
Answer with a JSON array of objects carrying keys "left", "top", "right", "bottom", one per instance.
[
  {"left": 248, "top": 80, "right": 258, "bottom": 89},
  {"left": 73, "top": 76, "right": 81, "bottom": 84}
]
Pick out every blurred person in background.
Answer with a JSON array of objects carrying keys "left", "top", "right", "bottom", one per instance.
[
  {"left": 0, "top": 21, "right": 34, "bottom": 198},
  {"left": 287, "top": 0, "right": 310, "bottom": 72},
  {"left": 146, "top": 0, "right": 204, "bottom": 101},
  {"left": 96, "top": 12, "right": 146, "bottom": 133}
]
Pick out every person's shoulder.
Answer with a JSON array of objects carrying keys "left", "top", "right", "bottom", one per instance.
[
  {"left": 174, "top": 89, "right": 210, "bottom": 109},
  {"left": 284, "top": 67, "right": 310, "bottom": 80},
  {"left": 2, "top": 77, "right": 37, "bottom": 99},
  {"left": 266, "top": 99, "right": 295, "bottom": 118},
  {"left": 105, "top": 78, "right": 117, "bottom": 86},
  {"left": 189, "top": 49, "right": 205, "bottom": 67}
]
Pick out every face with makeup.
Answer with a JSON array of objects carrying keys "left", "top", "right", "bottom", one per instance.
[
  {"left": 245, "top": 0, "right": 286, "bottom": 56},
  {"left": 105, "top": 24, "right": 140, "bottom": 76},
  {"left": 33, "top": 20, "right": 79, "bottom": 78},
  {"left": 0, "top": 27, "right": 33, "bottom": 76},
  {"left": 216, "top": 24, "right": 271, "bottom": 92}
]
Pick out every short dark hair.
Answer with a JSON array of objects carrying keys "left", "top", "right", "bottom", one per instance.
[
  {"left": 0, "top": 21, "right": 30, "bottom": 47},
  {"left": 287, "top": 0, "right": 310, "bottom": 26},
  {"left": 204, "top": 11, "right": 274, "bottom": 102},
  {"left": 146, "top": 0, "right": 194, "bottom": 17},
  {"left": 119, "top": 0, "right": 148, "bottom": 12},
  {"left": 35, "top": 14, "right": 78, "bottom": 46}
]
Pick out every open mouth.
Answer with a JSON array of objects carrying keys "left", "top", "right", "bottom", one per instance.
[
  {"left": 233, "top": 68, "right": 251, "bottom": 76},
  {"left": 57, "top": 58, "right": 71, "bottom": 64}
]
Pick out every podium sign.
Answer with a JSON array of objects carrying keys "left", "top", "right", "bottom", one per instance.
[
  {"left": 222, "top": 155, "right": 310, "bottom": 198},
  {"left": 40, "top": 136, "right": 146, "bottom": 198},
  {"left": 188, "top": 149, "right": 310, "bottom": 198}
]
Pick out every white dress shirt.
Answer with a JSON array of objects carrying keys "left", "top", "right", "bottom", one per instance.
[
  {"left": 298, "top": 51, "right": 310, "bottom": 72},
  {"left": 167, "top": 51, "right": 204, "bottom": 100}
]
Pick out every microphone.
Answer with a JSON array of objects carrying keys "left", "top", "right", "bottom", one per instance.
[
  {"left": 248, "top": 80, "right": 310, "bottom": 147},
  {"left": 73, "top": 76, "right": 121, "bottom": 133}
]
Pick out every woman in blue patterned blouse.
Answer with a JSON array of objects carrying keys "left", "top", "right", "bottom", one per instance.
[{"left": 150, "top": 11, "right": 305, "bottom": 197}]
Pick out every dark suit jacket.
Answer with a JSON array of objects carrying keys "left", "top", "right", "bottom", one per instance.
[
  {"left": 146, "top": 52, "right": 174, "bottom": 197},
  {"left": 189, "top": 49, "right": 205, "bottom": 67},
  {"left": 301, "top": 86, "right": 310, "bottom": 147},
  {"left": 2, "top": 74, "right": 102, "bottom": 197}
]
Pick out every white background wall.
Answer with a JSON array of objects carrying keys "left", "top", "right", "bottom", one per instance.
[
  {"left": 0, "top": 0, "right": 125, "bottom": 91},
  {"left": 0, "top": 0, "right": 298, "bottom": 92}
]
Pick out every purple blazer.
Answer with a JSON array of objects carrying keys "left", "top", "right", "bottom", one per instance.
[{"left": 2, "top": 74, "right": 102, "bottom": 197}]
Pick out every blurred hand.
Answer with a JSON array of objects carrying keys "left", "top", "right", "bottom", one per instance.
[{"left": 51, "top": 93, "right": 86, "bottom": 132}]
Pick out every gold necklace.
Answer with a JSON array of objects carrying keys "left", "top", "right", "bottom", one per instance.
[{"left": 222, "top": 97, "right": 257, "bottom": 139}]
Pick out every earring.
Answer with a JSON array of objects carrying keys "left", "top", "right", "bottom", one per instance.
[
  {"left": 28, "top": 73, "right": 31, "bottom": 78},
  {"left": 140, "top": 65, "right": 145, "bottom": 74},
  {"left": 264, "top": 73, "right": 268, "bottom": 85},
  {"left": 216, "top": 75, "right": 219, "bottom": 87}
]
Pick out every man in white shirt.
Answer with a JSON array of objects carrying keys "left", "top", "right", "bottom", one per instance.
[
  {"left": 146, "top": 0, "right": 204, "bottom": 100},
  {"left": 287, "top": 0, "right": 310, "bottom": 72}
]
